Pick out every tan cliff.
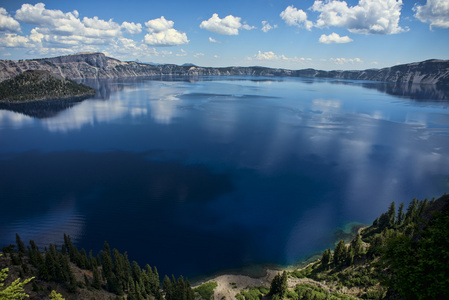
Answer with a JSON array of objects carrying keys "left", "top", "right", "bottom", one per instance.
[{"left": 1, "top": 52, "right": 448, "bottom": 86}]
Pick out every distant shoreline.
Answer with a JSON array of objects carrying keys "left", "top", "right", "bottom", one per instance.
[{"left": 1, "top": 52, "right": 448, "bottom": 86}]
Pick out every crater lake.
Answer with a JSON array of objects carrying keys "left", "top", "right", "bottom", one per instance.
[{"left": 1, "top": 76, "right": 448, "bottom": 280}]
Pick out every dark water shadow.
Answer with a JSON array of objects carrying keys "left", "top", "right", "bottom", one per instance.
[{"left": 0, "top": 96, "right": 88, "bottom": 118}]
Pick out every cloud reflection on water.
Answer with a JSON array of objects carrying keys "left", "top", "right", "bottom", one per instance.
[{"left": 0, "top": 77, "right": 448, "bottom": 277}]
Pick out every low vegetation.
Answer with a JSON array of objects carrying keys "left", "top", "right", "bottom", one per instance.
[{"left": 194, "top": 281, "right": 218, "bottom": 300}]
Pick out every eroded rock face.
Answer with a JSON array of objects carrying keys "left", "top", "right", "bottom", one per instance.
[{"left": 0, "top": 52, "right": 448, "bottom": 86}]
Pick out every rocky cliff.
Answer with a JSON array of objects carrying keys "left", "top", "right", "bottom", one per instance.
[{"left": 1, "top": 52, "right": 448, "bottom": 87}]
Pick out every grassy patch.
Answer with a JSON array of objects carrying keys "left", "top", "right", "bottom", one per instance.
[
  {"left": 194, "top": 281, "right": 218, "bottom": 300},
  {"left": 236, "top": 286, "right": 269, "bottom": 300}
]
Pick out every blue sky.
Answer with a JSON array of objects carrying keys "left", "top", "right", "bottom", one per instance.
[{"left": 0, "top": 0, "right": 448, "bottom": 70}]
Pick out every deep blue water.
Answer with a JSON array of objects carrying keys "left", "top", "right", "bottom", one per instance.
[{"left": 0, "top": 76, "right": 448, "bottom": 280}]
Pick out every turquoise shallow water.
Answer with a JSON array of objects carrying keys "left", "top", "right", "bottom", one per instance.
[{"left": 0, "top": 76, "right": 448, "bottom": 279}]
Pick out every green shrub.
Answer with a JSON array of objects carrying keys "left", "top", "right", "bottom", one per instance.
[{"left": 194, "top": 281, "right": 218, "bottom": 300}]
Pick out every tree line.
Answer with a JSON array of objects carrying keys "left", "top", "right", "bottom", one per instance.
[{"left": 1, "top": 233, "right": 195, "bottom": 299}]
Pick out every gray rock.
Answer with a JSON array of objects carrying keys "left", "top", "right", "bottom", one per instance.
[{"left": 0, "top": 53, "right": 448, "bottom": 87}]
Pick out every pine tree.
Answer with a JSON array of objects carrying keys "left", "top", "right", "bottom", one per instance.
[
  {"left": 351, "top": 234, "right": 364, "bottom": 257},
  {"left": 79, "top": 249, "right": 89, "bottom": 269},
  {"left": 89, "top": 250, "right": 97, "bottom": 269},
  {"left": 92, "top": 267, "right": 101, "bottom": 290},
  {"left": 405, "top": 198, "right": 418, "bottom": 222},
  {"left": 321, "top": 249, "right": 331, "bottom": 268},
  {"left": 102, "top": 249, "right": 113, "bottom": 280},
  {"left": 131, "top": 261, "right": 142, "bottom": 283},
  {"left": 346, "top": 245, "right": 355, "bottom": 266},
  {"left": 387, "top": 201, "right": 396, "bottom": 226},
  {"left": 163, "top": 275, "right": 173, "bottom": 300},
  {"left": 185, "top": 279, "right": 194, "bottom": 300},
  {"left": 333, "top": 240, "right": 347, "bottom": 265},
  {"left": 269, "top": 271, "right": 288, "bottom": 298},
  {"left": 396, "top": 203, "right": 405, "bottom": 225},
  {"left": 113, "top": 249, "right": 126, "bottom": 291},
  {"left": 15, "top": 234, "right": 25, "bottom": 256}
]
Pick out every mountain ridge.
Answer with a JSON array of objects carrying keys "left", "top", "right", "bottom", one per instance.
[{"left": 1, "top": 52, "right": 448, "bottom": 86}]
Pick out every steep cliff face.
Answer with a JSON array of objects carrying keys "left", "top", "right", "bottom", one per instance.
[{"left": 0, "top": 53, "right": 448, "bottom": 86}]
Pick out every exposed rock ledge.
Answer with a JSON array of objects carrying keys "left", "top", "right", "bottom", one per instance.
[{"left": 1, "top": 52, "right": 448, "bottom": 87}]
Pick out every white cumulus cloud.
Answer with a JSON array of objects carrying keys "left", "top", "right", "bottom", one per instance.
[
  {"left": 15, "top": 3, "right": 84, "bottom": 35},
  {"left": 13, "top": 2, "right": 146, "bottom": 50},
  {"left": 144, "top": 16, "right": 188, "bottom": 46},
  {"left": 0, "top": 33, "right": 29, "bottom": 47},
  {"left": 145, "top": 16, "right": 174, "bottom": 33},
  {"left": 10, "top": 2, "right": 165, "bottom": 56},
  {"left": 280, "top": 6, "right": 313, "bottom": 30},
  {"left": 261, "top": 21, "right": 277, "bottom": 32},
  {"left": 0, "top": 8, "right": 21, "bottom": 33},
  {"left": 200, "top": 13, "right": 253, "bottom": 35},
  {"left": 319, "top": 32, "right": 353, "bottom": 43},
  {"left": 311, "top": 0, "right": 406, "bottom": 35},
  {"left": 121, "top": 21, "right": 142, "bottom": 35},
  {"left": 414, "top": 0, "right": 449, "bottom": 29}
]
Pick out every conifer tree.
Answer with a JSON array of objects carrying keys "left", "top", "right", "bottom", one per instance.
[
  {"left": 351, "top": 234, "right": 364, "bottom": 257},
  {"left": 396, "top": 203, "right": 405, "bottom": 225},
  {"left": 102, "top": 248, "right": 113, "bottom": 280},
  {"left": 269, "top": 271, "right": 288, "bottom": 298},
  {"left": 15, "top": 234, "right": 25, "bottom": 256},
  {"left": 333, "top": 240, "right": 347, "bottom": 265},
  {"left": 321, "top": 249, "right": 331, "bottom": 268},
  {"left": 163, "top": 275, "right": 173, "bottom": 300},
  {"left": 387, "top": 201, "right": 396, "bottom": 226},
  {"left": 346, "top": 245, "right": 355, "bottom": 266},
  {"left": 79, "top": 249, "right": 89, "bottom": 269},
  {"left": 89, "top": 250, "right": 97, "bottom": 269},
  {"left": 131, "top": 261, "right": 142, "bottom": 283},
  {"left": 405, "top": 198, "right": 418, "bottom": 222},
  {"left": 92, "top": 267, "right": 101, "bottom": 290}
]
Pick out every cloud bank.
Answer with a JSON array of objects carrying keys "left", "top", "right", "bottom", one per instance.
[{"left": 311, "top": 0, "right": 406, "bottom": 35}]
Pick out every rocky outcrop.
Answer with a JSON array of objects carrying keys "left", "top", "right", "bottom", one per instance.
[{"left": 0, "top": 52, "right": 448, "bottom": 87}]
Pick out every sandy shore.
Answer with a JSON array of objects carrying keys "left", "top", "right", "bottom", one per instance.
[
  {"left": 195, "top": 224, "right": 368, "bottom": 299},
  {"left": 197, "top": 267, "right": 333, "bottom": 300},
  {"left": 198, "top": 269, "right": 279, "bottom": 300}
]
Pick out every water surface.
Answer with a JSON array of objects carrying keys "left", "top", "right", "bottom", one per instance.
[{"left": 0, "top": 76, "right": 448, "bottom": 279}]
